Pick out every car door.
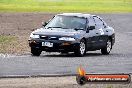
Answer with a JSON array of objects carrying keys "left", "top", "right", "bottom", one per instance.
[
  {"left": 85, "top": 16, "right": 100, "bottom": 50},
  {"left": 93, "top": 16, "right": 106, "bottom": 49}
]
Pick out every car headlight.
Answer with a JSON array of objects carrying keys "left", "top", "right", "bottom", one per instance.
[
  {"left": 59, "top": 37, "right": 75, "bottom": 41},
  {"left": 30, "top": 33, "right": 40, "bottom": 39}
]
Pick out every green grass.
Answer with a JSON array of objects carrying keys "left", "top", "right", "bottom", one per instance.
[
  {"left": 0, "top": 35, "right": 16, "bottom": 53},
  {"left": 0, "top": 35, "right": 30, "bottom": 54},
  {"left": 0, "top": 0, "right": 132, "bottom": 13},
  {"left": 0, "top": 35, "right": 15, "bottom": 43}
]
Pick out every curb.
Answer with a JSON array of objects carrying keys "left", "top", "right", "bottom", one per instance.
[
  {"left": 0, "top": 74, "right": 77, "bottom": 79},
  {"left": 0, "top": 73, "right": 132, "bottom": 79}
]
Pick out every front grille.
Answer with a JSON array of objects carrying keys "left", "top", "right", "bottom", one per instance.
[
  {"left": 40, "top": 36, "right": 48, "bottom": 40},
  {"left": 49, "top": 37, "right": 59, "bottom": 40},
  {"left": 40, "top": 36, "right": 59, "bottom": 40}
]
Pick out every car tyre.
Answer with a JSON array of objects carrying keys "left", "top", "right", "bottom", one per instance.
[
  {"left": 74, "top": 39, "right": 86, "bottom": 57},
  {"left": 101, "top": 39, "right": 112, "bottom": 55},
  {"left": 31, "top": 47, "right": 42, "bottom": 56}
]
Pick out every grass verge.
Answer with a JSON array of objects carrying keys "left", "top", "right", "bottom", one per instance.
[
  {"left": 0, "top": 0, "right": 132, "bottom": 13},
  {"left": 0, "top": 35, "right": 29, "bottom": 54}
]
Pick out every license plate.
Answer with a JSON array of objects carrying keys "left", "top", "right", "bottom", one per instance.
[{"left": 42, "top": 42, "right": 53, "bottom": 47}]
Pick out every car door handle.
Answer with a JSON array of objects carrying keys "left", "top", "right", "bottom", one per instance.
[
  {"left": 106, "top": 30, "right": 108, "bottom": 32},
  {"left": 96, "top": 33, "right": 99, "bottom": 34}
]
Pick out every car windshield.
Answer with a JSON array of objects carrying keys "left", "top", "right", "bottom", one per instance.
[{"left": 45, "top": 15, "right": 87, "bottom": 30}]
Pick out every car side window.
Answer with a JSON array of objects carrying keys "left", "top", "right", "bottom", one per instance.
[
  {"left": 93, "top": 16, "right": 104, "bottom": 29},
  {"left": 88, "top": 16, "right": 95, "bottom": 27}
]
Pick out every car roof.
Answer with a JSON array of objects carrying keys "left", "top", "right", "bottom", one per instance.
[{"left": 57, "top": 13, "right": 95, "bottom": 18}]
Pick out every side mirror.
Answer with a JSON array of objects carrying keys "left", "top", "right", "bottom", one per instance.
[
  {"left": 88, "top": 26, "right": 95, "bottom": 30},
  {"left": 42, "top": 22, "right": 48, "bottom": 27},
  {"left": 86, "top": 29, "right": 89, "bottom": 33}
]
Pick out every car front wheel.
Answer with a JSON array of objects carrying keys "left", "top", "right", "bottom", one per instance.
[
  {"left": 101, "top": 39, "right": 112, "bottom": 55},
  {"left": 31, "top": 47, "right": 42, "bottom": 56},
  {"left": 74, "top": 39, "right": 86, "bottom": 57}
]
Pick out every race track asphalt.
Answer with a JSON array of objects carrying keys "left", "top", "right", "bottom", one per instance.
[{"left": 0, "top": 13, "right": 132, "bottom": 76}]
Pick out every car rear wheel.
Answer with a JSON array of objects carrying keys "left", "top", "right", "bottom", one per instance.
[
  {"left": 101, "top": 39, "right": 112, "bottom": 55},
  {"left": 31, "top": 47, "right": 42, "bottom": 56},
  {"left": 74, "top": 39, "right": 86, "bottom": 57}
]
